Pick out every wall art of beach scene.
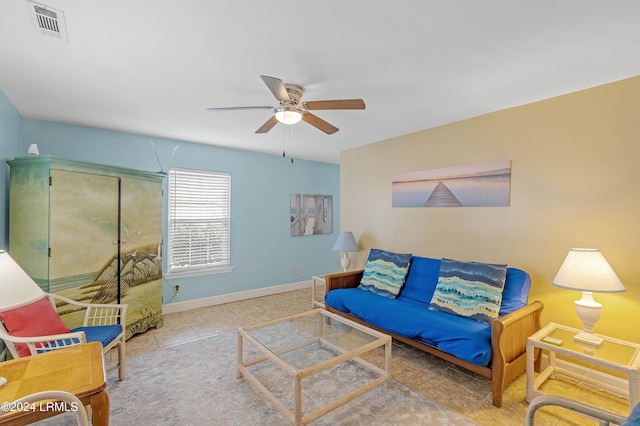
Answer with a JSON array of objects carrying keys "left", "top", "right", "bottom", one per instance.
[
  {"left": 392, "top": 160, "right": 511, "bottom": 207},
  {"left": 290, "top": 193, "right": 333, "bottom": 236}
]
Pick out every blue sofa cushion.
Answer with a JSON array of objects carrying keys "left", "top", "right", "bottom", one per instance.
[
  {"left": 500, "top": 267, "right": 531, "bottom": 316},
  {"left": 430, "top": 258, "right": 507, "bottom": 324},
  {"left": 398, "top": 256, "right": 530, "bottom": 317},
  {"left": 326, "top": 288, "right": 493, "bottom": 366},
  {"left": 397, "top": 256, "right": 442, "bottom": 305},
  {"left": 358, "top": 248, "right": 412, "bottom": 298}
]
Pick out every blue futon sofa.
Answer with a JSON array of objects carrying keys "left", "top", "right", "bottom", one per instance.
[{"left": 325, "top": 254, "right": 544, "bottom": 408}]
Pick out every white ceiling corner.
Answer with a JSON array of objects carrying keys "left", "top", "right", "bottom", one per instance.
[{"left": 1, "top": 1, "right": 639, "bottom": 164}]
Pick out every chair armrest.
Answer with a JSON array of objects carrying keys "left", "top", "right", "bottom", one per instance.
[
  {"left": 10, "top": 391, "right": 89, "bottom": 425},
  {"left": 0, "top": 326, "right": 87, "bottom": 357},
  {"left": 325, "top": 270, "right": 364, "bottom": 292},
  {"left": 526, "top": 394, "right": 627, "bottom": 426},
  {"left": 47, "top": 293, "right": 128, "bottom": 327},
  {"left": 492, "top": 300, "right": 544, "bottom": 365}
]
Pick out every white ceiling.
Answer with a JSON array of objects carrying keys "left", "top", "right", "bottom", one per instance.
[{"left": 1, "top": 1, "right": 639, "bottom": 164}]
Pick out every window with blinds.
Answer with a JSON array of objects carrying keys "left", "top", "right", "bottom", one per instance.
[{"left": 167, "top": 168, "right": 231, "bottom": 276}]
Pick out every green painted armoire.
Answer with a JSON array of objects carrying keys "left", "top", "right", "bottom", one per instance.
[{"left": 8, "top": 156, "right": 164, "bottom": 338}]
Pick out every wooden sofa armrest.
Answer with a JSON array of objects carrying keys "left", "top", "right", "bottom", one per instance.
[
  {"left": 490, "top": 300, "right": 544, "bottom": 407},
  {"left": 492, "top": 300, "right": 544, "bottom": 363},
  {"left": 325, "top": 270, "right": 364, "bottom": 292}
]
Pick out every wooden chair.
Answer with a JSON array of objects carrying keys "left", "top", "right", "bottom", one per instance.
[
  {"left": 0, "top": 294, "right": 127, "bottom": 380},
  {"left": 0, "top": 250, "right": 127, "bottom": 379}
]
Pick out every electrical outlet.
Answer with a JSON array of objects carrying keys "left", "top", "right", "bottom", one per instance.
[
  {"left": 174, "top": 284, "right": 180, "bottom": 293},
  {"left": 294, "top": 267, "right": 300, "bottom": 276}
]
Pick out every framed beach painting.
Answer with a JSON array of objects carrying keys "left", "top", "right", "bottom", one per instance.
[
  {"left": 392, "top": 161, "right": 511, "bottom": 207},
  {"left": 290, "top": 194, "right": 333, "bottom": 236}
]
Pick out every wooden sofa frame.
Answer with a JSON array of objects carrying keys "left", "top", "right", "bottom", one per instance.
[{"left": 324, "top": 269, "right": 544, "bottom": 408}]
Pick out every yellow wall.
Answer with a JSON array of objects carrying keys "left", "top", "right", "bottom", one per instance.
[{"left": 340, "top": 75, "right": 640, "bottom": 344}]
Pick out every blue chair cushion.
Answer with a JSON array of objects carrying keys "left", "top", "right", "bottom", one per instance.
[{"left": 72, "top": 325, "right": 123, "bottom": 347}]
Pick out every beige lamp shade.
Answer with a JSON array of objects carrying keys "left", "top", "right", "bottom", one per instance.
[
  {"left": 552, "top": 248, "right": 625, "bottom": 293},
  {"left": 0, "top": 250, "right": 45, "bottom": 312}
]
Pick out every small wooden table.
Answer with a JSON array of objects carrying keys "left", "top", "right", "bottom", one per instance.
[{"left": 0, "top": 342, "right": 109, "bottom": 426}]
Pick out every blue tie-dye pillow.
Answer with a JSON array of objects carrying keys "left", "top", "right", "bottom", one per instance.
[
  {"left": 429, "top": 258, "right": 507, "bottom": 323},
  {"left": 358, "top": 249, "right": 412, "bottom": 298}
]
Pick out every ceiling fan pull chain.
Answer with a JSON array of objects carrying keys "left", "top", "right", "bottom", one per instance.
[
  {"left": 290, "top": 125, "right": 294, "bottom": 163},
  {"left": 282, "top": 120, "right": 286, "bottom": 158}
]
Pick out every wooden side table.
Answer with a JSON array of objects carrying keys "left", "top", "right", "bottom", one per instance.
[
  {"left": 0, "top": 342, "right": 109, "bottom": 426},
  {"left": 526, "top": 322, "right": 640, "bottom": 411}
]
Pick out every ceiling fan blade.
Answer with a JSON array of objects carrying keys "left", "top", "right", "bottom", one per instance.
[
  {"left": 302, "top": 113, "right": 339, "bottom": 135},
  {"left": 206, "top": 106, "right": 274, "bottom": 112},
  {"left": 303, "top": 99, "right": 365, "bottom": 110},
  {"left": 255, "top": 115, "right": 279, "bottom": 133},
  {"left": 260, "top": 75, "right": 290, "bottom": 103}
]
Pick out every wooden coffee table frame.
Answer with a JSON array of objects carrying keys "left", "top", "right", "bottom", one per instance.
[{"left": 238, "top": 308, "right": 391, "bottom": 425}]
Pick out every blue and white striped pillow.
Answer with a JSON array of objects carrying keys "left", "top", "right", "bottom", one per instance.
[
  {"left": 358, "top": 249, "right": 412, "bottom": 298},
  {"left": 429, "top": 258, "right": 507, "bottom": 323}
]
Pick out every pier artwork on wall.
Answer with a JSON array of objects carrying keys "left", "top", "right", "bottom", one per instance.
[
  {"left": 392, "top": 160, "right": 511, "bottom": 207},
  {"left": 290, "top": 194, "right": 333, "bottom": 236}
]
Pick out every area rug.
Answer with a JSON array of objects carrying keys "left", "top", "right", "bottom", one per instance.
[{"left": 38, "top": 331, "right": 477, "bottom": 425}]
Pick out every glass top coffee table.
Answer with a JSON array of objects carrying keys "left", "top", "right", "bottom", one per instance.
[{"left": 238, "top": 308, "right": 391, "bottom": 425}]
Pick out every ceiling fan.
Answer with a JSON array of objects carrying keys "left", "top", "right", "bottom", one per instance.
[{"left": 206, "top": 75, "right": 365, "bottom": 135}]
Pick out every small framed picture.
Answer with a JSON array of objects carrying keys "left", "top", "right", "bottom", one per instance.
[{"left": 290, "top": 194, "right": 333, "bottom": 236}]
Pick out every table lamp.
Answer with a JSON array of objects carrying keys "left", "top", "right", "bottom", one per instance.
[
  {"left": 0, "top": 250, "right": 46, "bottom": 389},
  {"left": 332, "top": 232, "right": 359, "bottom": 272},
  {"left": 0, "top": 250, "right": 45, "bottom": 310},
  {"left": 552, "top": 248, "right": 625, "bottom": 347}
]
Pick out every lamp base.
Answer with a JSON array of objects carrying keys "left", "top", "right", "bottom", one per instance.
[
  {"left": 573, "top": 331, "right": 604, "bottom": 347},
  {"left": 340, "top": 253, "right": 352, "bottom": 272},
  {"left": 574, "top": 292, "right": 603, "bottom": 347}
]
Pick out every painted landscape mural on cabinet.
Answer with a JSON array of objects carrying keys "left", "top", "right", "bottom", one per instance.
[{"left": 8, "top": 156, "right": 163, "bottom": 339}]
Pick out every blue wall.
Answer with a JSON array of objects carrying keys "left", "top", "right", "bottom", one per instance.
[
  {"left": 0, "top": 90, "right": 23, "bottom": 249},
  {"left": 1, "top": 91, "right": 341, "bottom": 305}
]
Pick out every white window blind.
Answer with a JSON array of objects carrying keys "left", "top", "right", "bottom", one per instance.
[{"left": 167, "top": 168, "right": 231, "bottom": 276}]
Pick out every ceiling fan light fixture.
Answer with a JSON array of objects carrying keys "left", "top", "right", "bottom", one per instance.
[
  {"left": 275, "top": 107, "right": 302, "bottom": 125},
  {"left": 207, "top": 75, "right": 364, "bottom": 134}
]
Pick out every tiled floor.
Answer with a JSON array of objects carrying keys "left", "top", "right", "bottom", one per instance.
[{"left": 125, "top": 288, "right": 630, "bottom": 425}]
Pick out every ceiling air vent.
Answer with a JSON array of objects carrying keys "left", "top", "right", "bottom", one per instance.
[{"left": 26, "top": 1, "right": 68, "bottom": 42}]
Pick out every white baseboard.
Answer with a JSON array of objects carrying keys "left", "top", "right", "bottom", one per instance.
[
  {"left": 162, "top": 280, "right": 312, "bottom": 315},
  {"left": 541, "top": 354, "right": 628, "bottom": 398}
]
